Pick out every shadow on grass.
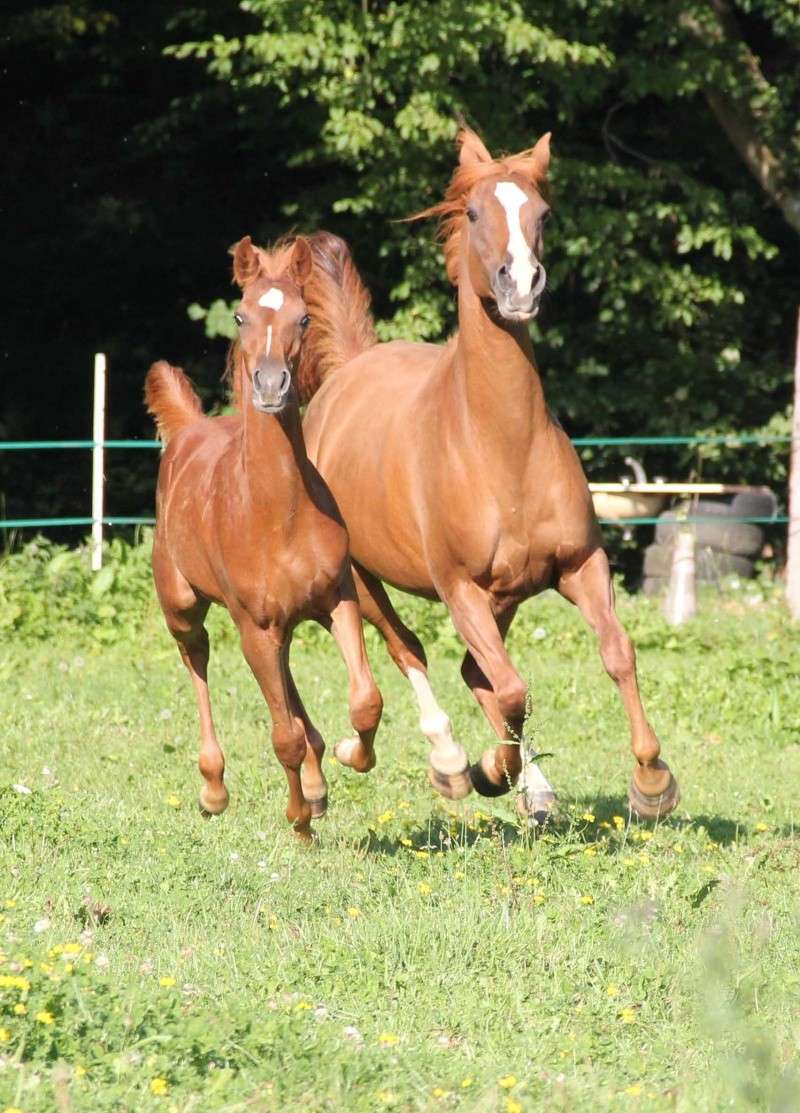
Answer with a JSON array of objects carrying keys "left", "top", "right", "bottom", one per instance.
[{"left": 350, "top": 794, "right": 790, "bottom": 857}]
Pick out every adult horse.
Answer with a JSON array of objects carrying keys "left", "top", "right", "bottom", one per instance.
[
  {"left": 146, "top": 235, "right": 382, "bottom": 840},
  {"left": 300, "top": 127, "right": 679, "bottom": 821}
]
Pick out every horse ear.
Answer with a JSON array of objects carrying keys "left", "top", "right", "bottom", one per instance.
[
  {"left": 457, "top": 126, "right": 493, "bottom": 168},
  {"left": 230, "top": 235, "right": 261, "bottom": 288},
  {"left": 529, "top": 132, "right": 551, "bottom": 181},
  {"left": 289, "top": 236, "right": 313, "bottom": 287}
]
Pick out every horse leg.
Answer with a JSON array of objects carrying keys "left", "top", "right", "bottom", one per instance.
[
  {"left": 442, "top": 580, "right": 531, "bottom": 797},
  {"left": 283, "top": 649, "right": 329, "bottom": 819},
  {"left": 460, "top": 606, "right": 556, "bottom": 821},
  {"left": 348, "top": 564, "right": 472, "bottom": 800},
  {"left": 323, "top": 589, "right": 383, "bottom": 776},
  {"left": 557, "top": 548, "right": 680, "bottom": 819},
  {"left": 238, "top": 621, "right": 312, "bottom": 841},
  {"left": 153, "top": 553, "right": 228, "bottom": 816}
]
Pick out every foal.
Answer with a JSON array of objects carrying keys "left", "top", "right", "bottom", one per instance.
[
  {"left": 300, "top": 129, "right": 679, "bottom": 822},
  {"left": 145, "top": 236, "right": 382, "bottom": 839}
]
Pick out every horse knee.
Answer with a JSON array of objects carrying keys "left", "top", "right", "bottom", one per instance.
[
  {"left": 496, "top": 675, "right": 528, "bottom": 723},
  {"left": 272, "top": 723, "right": 307, "bottom": 770},
  {"left": 351, "top": 678, "right": 383, "bottom": 733},
  {"left": 602, "top": 629, "right": 635, "bottom": 685}
]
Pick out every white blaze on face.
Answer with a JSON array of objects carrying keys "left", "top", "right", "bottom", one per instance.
[
  {"left": 493, "top": 180, "right": 534, "bottom": 297},
  {"left": 258, "top": 287, "right": 284, "bottom": 357},
  {"left": 258, "top": 287, "right": 284, "bottom": 310}
]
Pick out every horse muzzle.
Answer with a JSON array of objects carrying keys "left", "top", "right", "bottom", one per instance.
[
  {"left": 494, "top": 263, "right": 547, "bottom": 322},
  {"left": 252, "top": 364, "right": 292, "bottom": 413}
]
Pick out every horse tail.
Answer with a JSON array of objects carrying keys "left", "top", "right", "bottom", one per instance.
[
  {"left": 296, "top": 231, "right": 377, "bottom": 402},
  {"left": 144, "top": 360, "right": 204, "bottom": 445}
]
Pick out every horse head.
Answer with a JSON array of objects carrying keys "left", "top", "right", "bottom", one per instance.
[
  {"left": 229, "top": 235, "right": 313, "bottom": 414},
  {"left": 414, "top": 126, "right": 552, "bottom": 322}
]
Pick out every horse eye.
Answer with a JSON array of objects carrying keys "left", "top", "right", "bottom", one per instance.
[
  {"left": 233, "top": 312, "right": 243, "bottom": 327},
  {"left": 466, "top": 207, "right": 478, "bottom": 223},
  {"left": 300, "top": 314, "right": 311, "bottom": 329}
]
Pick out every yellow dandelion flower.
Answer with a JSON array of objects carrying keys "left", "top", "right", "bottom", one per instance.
[
  {"left": 346, "top": 907, "right": 361, "bottom": 918},
  {"left": 377, "top": 810, "right": 394, "bottom": 824},
  {"left": 375, "top": 1092, "right": 395, "bottom": 1105},
  {"left": 165, "top": 795, "right": 181, "bottom": 808},
  {"left": 639, "top": 831, "right": 653, "bottom": 842},
  {"left": 498, "top": 1074, "right": 518, "bottom": 1089},
  {"left": 3, "top": 1107, "right": 24, "bottom": 1113},
  {"left": 3, "top": 899, "right": 17, "bottom": 909},
  {"left": 533, "top": 892, "right": 545, "bottom": 905},
  {"left": 580, "top": 894, "right": 594, "bottom": 905},
  {"left": 400, "top": 838, "right": 413, "bottom": 848},
  {"left": 583, "top": 847, "right": 597, "bottom": 857},
  {"left": 620, "top": 1007, "right": 637, "bottom": 1023},
  {"left": 0, "top": 974, "right": 30, "bottom": 992},
  {"left": 606, "top": 983, "right": 620, "bottom": 998},
  {"left": 150, "top": 1077, "right": 169, "bottom": 1095},
  {"left": 295, "top": 1001, "right": 312, "bottom": 1011},
  {"left": 268, "top": 917, "right": 279, "bottom": 931},
  {"left": 625, "top": 1083, "right": 643, "bottom": 1096},
  {"left": 613, "top": 815, "right": 625, "bottom": 829},
  {"left": 754, "top": 822, "right": 769, "bottom": 832},
  {"left": 13, "top": 1003, "right": 27, "bottom": 1016},
  {"left": 378, "top": 1031, "right": 399, "bottom": 1046},
  {"left": 39, "top": 962, "right": 53, "bottom": 974},
  {"left": 461, "top": 1077, "right": 474, "bottom": 1089},
  {"left": 414, "top": 850, "right": 430, "bottom": 859},
  {"left": 398, "top": 800, "right": 411, "bottom": 810},
  {"left": 0, "top": 1027, "right": 11, "bottom": 1042},
  {"left": 158, "top": 976, "right": 176, "bottom": 987},
  {"left": 74, "top": 1064, "right": 87, "bottom": 1077},
  {"left": 581, "top": 812, "right": 595, "bottom": 822},
  {"left": 63, "top": 943, "right": 81, "bottom": 954},
  {"left": 35, "top": 1010, "right": 55, "bottom": 1025},
  {"left": 506, "top": 1100, "right": 523, "bottom": 1113},
  {"left": 599, "top": 820, "right": 611, "bottom": 829},
  {"left": 63, "top": 963, "right": 74, "bottom": 974},
  {"left": 454, "top": 870, "right": 464, "bottom": 880},
  {"left": 623, "top": 857, "right": 636, "bottom": 867},
  {"left": 432, "top": 1087, "right": 449, "bottom": 1098},
  {"left": 674, "top": 844, "right": 684, "bottom": 854},
  {"left": 417, "top": 882, "right": 432, "bottom": 896}
]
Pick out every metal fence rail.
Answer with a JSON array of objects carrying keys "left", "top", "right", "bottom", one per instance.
[{"left": 1, "top": 435, "right": 793, "bottom": 532}]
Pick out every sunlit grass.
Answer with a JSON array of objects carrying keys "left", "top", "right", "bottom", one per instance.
[{"left": 1, "top": 581, "right": 799, "bottom": 1110}]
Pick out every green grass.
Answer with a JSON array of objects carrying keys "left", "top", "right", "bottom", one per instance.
[{"left": 1, "top": 563, "right": 800, "bottom": 1112}]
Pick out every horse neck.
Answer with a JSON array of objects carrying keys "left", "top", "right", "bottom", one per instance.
[
  {"left": 240, "top": 385, "right": 309, "bottom": 522},
  {"left": 451, "top": 252, "right": 550, "bottom": 456}
]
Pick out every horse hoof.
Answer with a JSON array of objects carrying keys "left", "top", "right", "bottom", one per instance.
[
  {"left": 469, "top": 750, "right": 511, "bottom": 798},
  {"left": 292, "top": 823, "right": 314, "bottom": 845},
  {"left": 428, "top": 745, "right": 472, "bottom": 800},
  {"left": 334, "top": 737, "right": 376, "bottom": 774},
  {"left": 198, "top": 785, "right": 229, "bottom": 818},
  {"left": 307, "top": 792, "right": 328, "bottom": 819},
  {"left": 515, "top": 789, "right": 556, "bottom": 826},
  {"left": 628, "top": 770, "right": 680, "bottom": 821}
]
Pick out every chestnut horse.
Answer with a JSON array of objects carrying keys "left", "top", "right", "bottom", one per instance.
[
  {"left": 299, "top": 127, "right": 679, "bottom": 821},
  {"left": 145, "top": 236, "right": 382, "bottom": 840}
]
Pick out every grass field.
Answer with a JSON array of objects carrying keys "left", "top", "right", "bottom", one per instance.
[{"left": 1, "top": 552, "right": 799, "bottom": 1112}]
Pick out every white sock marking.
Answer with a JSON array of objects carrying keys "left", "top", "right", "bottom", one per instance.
[
  {"left": 258, "top": 287, "right": 284, "bottom": 310},
  {"left": 494, "top": 181, "right": 535, "bottom": 297},
  {"left": 408, "top": 667, "right": 455, "bottom": 749}
]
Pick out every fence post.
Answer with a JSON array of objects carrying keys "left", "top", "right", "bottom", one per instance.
[
  {"left": 91, "top": 352, "right": 106, "bottom": 571},
  {"left": 788, "top": 310, "right": 800, "bottom": 618}
]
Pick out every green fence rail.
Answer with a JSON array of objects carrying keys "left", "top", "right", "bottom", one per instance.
[{"left": 0, "top": 436, "right": 793, "bottom": 532}]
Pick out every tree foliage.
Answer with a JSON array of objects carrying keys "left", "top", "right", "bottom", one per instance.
[{"left": 2, "top": 1, "right": 799, "bottom": 529}]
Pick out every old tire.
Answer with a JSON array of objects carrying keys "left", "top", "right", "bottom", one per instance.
[
  {"left": 655, "top": 503, "right": 763, "bottom": 557},
  {"left": 643, "top": 543, "right": 754, "bottom": 581}
]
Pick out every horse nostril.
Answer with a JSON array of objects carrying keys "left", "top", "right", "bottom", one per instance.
[
  {"left": 498, "top": 264, "right": 509, "bottom": 278},
  {"left": 280, "top": 369, "right": 291, "bottom": 394}
]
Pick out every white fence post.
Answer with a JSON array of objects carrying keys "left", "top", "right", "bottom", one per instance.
[
  {"left": 91, "top": 352, "right": 107, "bottom": 572},
  {"left": 788, "top": 309, "right": 800, "bottom": 619}
]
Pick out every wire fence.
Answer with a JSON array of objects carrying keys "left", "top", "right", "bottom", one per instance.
[{"left": 0, "top": 435, "right": 792, "bottom": 531}]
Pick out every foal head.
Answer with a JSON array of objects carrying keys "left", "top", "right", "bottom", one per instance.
[
  {"left": 415, "top": 126, "right": 551, "bottom": 322},
  {"left": 229, "top": 235, "right": 313, "bottom": 414}
]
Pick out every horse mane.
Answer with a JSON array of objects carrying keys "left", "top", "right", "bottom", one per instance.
[
  {"left": 295, "top": 231, "right": 377, "bottom": 402},
  {"left": 408, "top": 127, "right": 550, "bottom": 285}
]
